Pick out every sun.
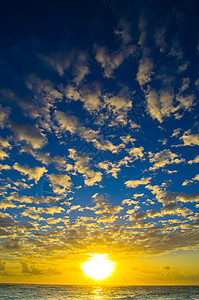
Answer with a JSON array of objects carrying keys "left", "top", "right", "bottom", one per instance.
[{"left": 81, "top": 254, "right": 115, "bottom": 281}]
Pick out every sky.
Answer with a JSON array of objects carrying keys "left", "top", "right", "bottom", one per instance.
[{"left": 0, "top": 0, "right": 199, "bottom": 285}]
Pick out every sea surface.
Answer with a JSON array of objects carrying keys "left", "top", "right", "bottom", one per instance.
[{"left": 0, "top": 284, "right": 199, "bottom": 299}]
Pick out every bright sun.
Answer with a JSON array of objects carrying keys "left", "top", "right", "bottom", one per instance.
[{"left": 81, "top": 254, "right": 115, "bottom": 281}]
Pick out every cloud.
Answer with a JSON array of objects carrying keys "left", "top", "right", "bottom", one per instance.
[
  {"left": 47, "top": 216, "right": 69, "bottom": 225},
  {"left": 145, "top": 89, "right": 163, "bottom": 123},
  {"left": 154, "top": 27, "right": 167, "bottom": 53},
  {"left": 114, "top": 19, "right": 132, "bottom": 45},
  {"left": 146, "top": 183, "right": 199, "bottom": 205},
  {"left": 10, "top": 122, "right": 47, "bottom": 149},
  {"left": 7, "top": 192, "right": 61, "bottom": 204},
  {"left": 182, "top": 174, "right": 199, "bottom": 186},
  {"left": 21, "top": 207, "right": 44, "bottom": 220},
  {"left": 0, "top": 149, "right": 9, "bottom": 160},
  {"left": 54, "top": 110, "right": 80, "bottom": 135},
  {"left": 0, "top": 105, "right": 10, "bottom": 128},
  {"left": 0, "top": 201, "right": 17, "bottom": 211},
  {"left": 0, "top": 163, "right": 11, "bottom": 171},
  {"left": 75, "top": 83, "right": 103, "bottom": 113},
  {"left": 64, "top": 84, "right": 80, "bottom": 101},
  {"left": 125, "top": 177, "right": 151, "bottom": 188},
  {"left": 188, "top": 155, "right": 199, "bottom": 164},
  {"left": 98, "top": 160, "right": 122, "bottom": 178},
  {"left": 13, "top": 163, "right": 47, "bottom": 183},
  {"left": 72, "top": 51, "right": 89, "bottom": 85},
  {"left": 41, "top": 50, "right": 75, "bottom": 76},
  {"left": 181, "top": 77, "right": 190, "bottom": 92},
  {"left": 147, "top": 209, "right": 161, "bottom": 218},
  {"left": 69, "top": 149, "right": 102, "bottom": 186},
  {"left": 122, "top": 199, "right": 139, "bottom": 206},
  {"left": 54, "top": 110, "right": 124, "bottom": 154},
  {"left": 27, "top": 150, "right": 68, "bottom": 171},
  {"left": 160, "top": 203, "right": 178, "bottom": 215},
  {"left": 180, "top": 130, "right": 199, "bottom": 146},
  {"left": 48, "top": 173, "right": 73, "bottom": 194},
  {"left": 176, "top": 193, "right": 199, "bottom": 203},
  {"left": 128, "top": 146, "right": 144, "bottom": 159},
  {"left": 103, "top": 86, "right": 132, "bottom": 116},
  {"left": 136, "top": 57, "right": 154, "bottom": 86},
  {"left": 0, "top": 259, "right": 6, "bottom": 271},
  {"left": 0, "top": 137, "right": 11, "bottom": 160},
  {"left": 149, "top": 149, "right": 185, "bottom": 170},
  {"left": 176, "top": 94, "right": 195, "bottom": 110},
  {"left": 22, "top": 206, "right": 65, "bottom": 219},
  {"left": 0, "top": 137, "right": 11, "bottom": 149},
  {"left": 94, "top": 44, "right": 134, "bottom": 78},
  {"left": 92, "top": 194, "right": 123, "bottom": 224},
  {"left": 21, "top": 262, "right": 42, "bottom": 275},
  {"left": 41, "top": 50, "right": 89, "bottom": 85},
  {"left": 171, "top": 128, "right": 181, "bottom": 138},
  {"left": 129, "top": 211, "right": 147, "bottom": 221},
  {"left": 126, "top": 204, "right": 140, "bottom": 214},
  {"left": 39, "top": 206, "right": 65, "bottom": 215},
  {"left": 67, "top": 205, "right": 81, "bottom": 214},
  {"left": 160, "top": 203, "right": 193, "bottom": 217},
  {"left": 145, "top": 88, "right": 177, "bottom": 123},
  {"left": 17, "top": 75, "right": 63, "bottom": 132}
]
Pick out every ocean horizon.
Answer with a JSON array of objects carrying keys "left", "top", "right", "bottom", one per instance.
[{"left": 0, "top": 284, "right": 199, "bottom": 299}]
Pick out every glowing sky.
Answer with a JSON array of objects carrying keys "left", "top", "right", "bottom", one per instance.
[{"left": 0, "top": 0, "right": 199, "bottom": 285}]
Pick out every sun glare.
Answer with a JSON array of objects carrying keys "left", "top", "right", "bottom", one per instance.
[{"left": 81, "top": 254, "right": 115, "bottom": 281}]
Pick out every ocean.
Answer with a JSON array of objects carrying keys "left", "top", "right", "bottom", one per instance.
[{"left": 0, "top": 284, "right": 199, "bottom": 299}]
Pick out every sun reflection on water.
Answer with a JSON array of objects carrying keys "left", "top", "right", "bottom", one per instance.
[{"left": 93, "top": 286, "right": 103, "bottom": 299}]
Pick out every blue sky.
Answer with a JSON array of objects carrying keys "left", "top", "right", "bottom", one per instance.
[{"left": 0, "top": 0, "right": 199, "bottom": 284}]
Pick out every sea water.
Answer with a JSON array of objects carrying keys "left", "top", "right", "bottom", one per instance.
[{"left": 0, "top": 284, "right": 199, "bottom": 299}]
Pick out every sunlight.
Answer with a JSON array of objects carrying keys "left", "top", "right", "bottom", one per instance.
[{"left": 81, "top": 254, "right": 115, "bottom": 281}]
